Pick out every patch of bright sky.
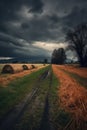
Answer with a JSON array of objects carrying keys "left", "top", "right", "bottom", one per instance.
[
  {"left": 32, "top": 41, "right": 68, "bottom": 52},
  {"left": 0, "top": 57, "right": 13, "bottom": 60}
]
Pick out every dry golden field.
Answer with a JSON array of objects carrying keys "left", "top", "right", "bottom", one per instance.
[
  {"left": 52, "top": 65, "right": 87, "bottom": 129},
  {"left": 57, "top": 65, "right": 87, "bottom": 78},
  {"left": 0, "top": 63, "right": 45, "bottom": 86}
]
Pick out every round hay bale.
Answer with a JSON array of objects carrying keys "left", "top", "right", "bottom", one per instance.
[
  {"left": 25, "top": 64, "right": 31, "bottom": 70},
  {"left": 31, "top": 64, "right": 36, "bottom": 69},
  {"left": 22, "top": 65, "right": 29, "bottom": 70},
  {"left": 1, "top": 64, "right": 23, "bottom": 74}
]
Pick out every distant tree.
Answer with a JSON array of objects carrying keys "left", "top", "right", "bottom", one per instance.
[
  {"left": 66, "top": 23, "right": 87, "bottom": 67},
  {"left": 12, "top": 60, "right": 18, "bottom": 63},
  {"left": 43, "top": 58, "right": 48, "bottom": 65},
  {"left": 44, "top": 58, "right": 48, "bottom": 64},
  {"left": 51, "top": 48, "right": 66, "bottom": 64}
]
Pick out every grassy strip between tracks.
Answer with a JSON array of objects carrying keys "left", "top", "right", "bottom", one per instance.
[
  {"left": 60, "top": 69, "right": 87, "bottom": 88},
  {"left": 0, "top": 65, "right": 50, "bottom": 120},
  {"left": 49, "top": 69, "right": 71, "bottom": 130},
  {"left": 14, "top": 67, "right": 71, "bottom": 130}
]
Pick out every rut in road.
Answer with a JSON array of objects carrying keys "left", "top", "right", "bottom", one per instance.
[
  {"left": 0, "top": 69, "right": 50, "bottom": 130},
  {"left": 39, "top": 70, "right": 53, "bottom": 130}
]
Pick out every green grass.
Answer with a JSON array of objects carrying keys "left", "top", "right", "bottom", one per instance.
[
  {"left": 60, "top": 69, "right": 87, "bottom": 88},
  {"left": 0, "top": 65, "right": 50, "bottom": 119}
]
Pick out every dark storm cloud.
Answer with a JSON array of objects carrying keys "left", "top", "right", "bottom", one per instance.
[
  {"left": 20, "top": 16, "right": 54, "bottom": 41},
  {"left": 21, "top": 23, "right": 30, "bottom": 29},
  {"left": 29, "top": 0, "right": 44, "bottom": 13},
  {"left": 61, "top": 6, "right": 87, "bottom": 33},
  {"left": 0, "top": 0, "right": 87, "bottom": 60}
]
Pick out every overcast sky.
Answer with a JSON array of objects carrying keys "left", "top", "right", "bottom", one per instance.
[{"left": 0, "top": 0, "right": 87, "bottom": 61}]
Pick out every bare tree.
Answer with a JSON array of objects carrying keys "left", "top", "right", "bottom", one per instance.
[{"left": 66, "top": 23, "right": 87, "bottom": 67}]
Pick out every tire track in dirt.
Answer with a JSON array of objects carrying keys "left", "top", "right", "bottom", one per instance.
[
  {"left": 52, "top": 65, "right": 87, "bottom": 130},
  {"left": 39, "top": 70, "right": 53, "bottom": 130},
  {"left": 0, "top": 69, "right": 50, "bottom": 130}
]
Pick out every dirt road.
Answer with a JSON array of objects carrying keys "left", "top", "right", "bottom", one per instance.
[
  {"left": 0, "top": 69, "right": 51, "bottom": 130},
  {"left": 52, "top": 65, "right": 87, "bottom": 130}
]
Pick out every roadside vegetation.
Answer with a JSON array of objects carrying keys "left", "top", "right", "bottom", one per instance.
[
  {"left": 49, "top": 69, "right": 71, "bottom": 130},
  {"left": 60, "top": 68, "right": 87, "bottom": 88},
  {"left": 52, "top": 65, "right": 87, "bottom": 130}
]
